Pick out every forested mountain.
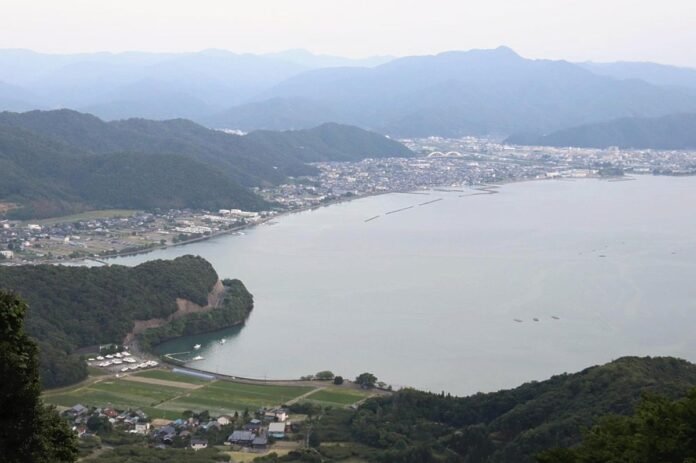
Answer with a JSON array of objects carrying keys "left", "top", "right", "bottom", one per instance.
[
  {"left": 505, "top": 113, "right": 696, "bottom": 149},
  {"left": 0, "top": 256, "right": 252, "bottom": 388},
  {"left": 320, "top": 356, "right": 696, "bottom": 463},
  {"left": 220, "top": 47, "right": 696, "bottom": 137},
  {"left": 0, "top": 109, "right": 412, "bottom": 218}
]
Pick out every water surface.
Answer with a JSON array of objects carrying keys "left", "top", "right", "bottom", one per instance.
[{"left": 110, "top": 176, "right": 696, "bottom": 395}]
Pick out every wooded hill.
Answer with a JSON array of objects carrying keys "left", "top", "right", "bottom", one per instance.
[
  {"left": 312, "top": 356, "right": 696, "bottom": 463},
  {"left": 0, "top": 256, "right": 253, "bottom": 388},
  {"left": 0, "top": 109, "right": 413, "bottom": 219},
  {"left": 505, "top": 113, "right": 696, "bottom": 150}
]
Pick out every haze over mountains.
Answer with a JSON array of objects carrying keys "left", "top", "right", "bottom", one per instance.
[
  {"left": 506, "top": 113, "right": 696, "bottom": 150},
  {"left": 0, "top": 109, "right": 412, "bottom": 218},
  {"left": 3, "top": 47, "right": 696, "bottom": 141}
]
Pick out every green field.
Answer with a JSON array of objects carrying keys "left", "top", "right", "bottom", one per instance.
[
  {"left": 28, "top": 209, "right": 139, "bottom": 225},
  {"left": 43, "top": 373, "right": 316, "bottom": 419},
  {"left": 303, "top": 388, "right": 373, "bottom": 406},
  {"left": 131, "top": 369, "right": 211, "bottom": 385},
  {"left": 162, "top": 381, "right": 314, "bottom": 416}
]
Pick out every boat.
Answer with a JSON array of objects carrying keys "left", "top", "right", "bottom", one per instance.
[
  {"left": 219, "top": 339, "right": 226, "bottom": 344},
  {"left": 551, "top": 316, "right": 560, "bottom": 320},
  {"left": 193, "top": 344, "right": 201, "bottom": 350},
  {"left": 533, "top": 318, "right": 540, "bottom": 322},
  {"left": 513, "top": 318, "right": 523, "bottom": 323},
  {"left": 192, "top": 355, "right": 204, "bottom": 361}
]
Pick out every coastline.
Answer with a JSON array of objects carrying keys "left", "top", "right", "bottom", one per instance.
[{"left": 78, "top": 178, "right": 552, "bottom": 265}]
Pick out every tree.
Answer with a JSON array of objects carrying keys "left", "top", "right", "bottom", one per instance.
[
  {"left": 355, "top": 372, "right": 378, "bottom": 388},
  {"left": 0, "top": 291, "right": 78, "bottom": 462},
  {"left": 333, "top": 376, "right": 344, "bottom": 385},
  {"left": 87, "top": 415, "right": 112, "bottom": 434},
  {"left": 315, "top": 370, "right": 335, "bottom": 381},
  {"left": 537, "top": 389, "right": 696, "bottom": 463}
]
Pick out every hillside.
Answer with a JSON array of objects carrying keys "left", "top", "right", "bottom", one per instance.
[
  {"left": 318, "top": 356, "right": 696, "bottom": 462},
  {"left": 505, "top": 113, "right": 696, "bottom": 149},
  {"left": 0, "top": 110, "right": 413, "bottom": 218},
  {"left": 0, "top": 256, "right": 253, "bottom": 388},
  {"left": 223, "top": 47, "right": 696, "bottom": 137}
]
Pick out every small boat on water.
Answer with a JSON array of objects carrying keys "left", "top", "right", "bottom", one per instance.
[
  {"left": 551, "top": 316, "right": 560, "bottom": 320},
  {"left": 533, "top": 318, "right": 540, "bottom": 322},
  {"left": 192, "top": 355, "right": 204, "bottom": 361},
  {"left": 193, "top": 344, "right": 201, "bottom": 350},
  {"left": 513, "top": 318, "right": 523, "bottom": 323},
  {"left": 219, "top": 339, "right": 226, "bottom": 344}
]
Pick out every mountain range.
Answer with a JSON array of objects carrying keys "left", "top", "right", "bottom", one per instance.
[
  {"left": 0, "top": 109, "right": 412, "bottom": 218},
  {"left": 506, "top": 113, "right": 696, "bottom": 149},
  {"left": 3, "top": 47, "right": 696, "bottom": 139}
]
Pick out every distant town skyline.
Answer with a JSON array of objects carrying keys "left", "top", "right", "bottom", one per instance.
[{"left": 2, "top": 0, "right": 696, "bottom": 68}]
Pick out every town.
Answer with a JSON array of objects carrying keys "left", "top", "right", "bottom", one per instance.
[{"left": 3, "top": 137, "right": 696, "bottom": 264}]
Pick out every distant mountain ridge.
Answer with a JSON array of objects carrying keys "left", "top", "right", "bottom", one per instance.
[
  {"left": 4, "top": 47, "right": 696, "bottom": 137},
  {"left": 505, "top": 113, "right": 696, "bottom": 149},
  {"left": 0, "top": 109, "right": 412, "bottom": 218},
  {"left": 0, "top": 48, "right": 392, "bottom": 121},
  {"left": 212, "top": 47, "right": 696, "bottom": 136},
  {"left": 579, "top": 61, "right": 696, "bottom": 90}
]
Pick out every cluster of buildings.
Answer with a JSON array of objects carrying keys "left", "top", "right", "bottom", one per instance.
[
  {"left": 87, "top": 351, "right": 159, "bottom": 373},
  {"left": 3, "top": 136, "right": 696, "bottom": 265},
  {"left": 259, "top": 137, "right": 696, "bottom": 206},
  {"left": 63, "top": 403, "right": 293, "bottom": 454},
  {"left": 0, "top": 208, "right": 271, "bottom": 264}
]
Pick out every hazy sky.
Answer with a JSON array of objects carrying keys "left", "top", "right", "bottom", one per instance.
[{"left": 2, "top": 0, "right": 696, "bottom": 66}]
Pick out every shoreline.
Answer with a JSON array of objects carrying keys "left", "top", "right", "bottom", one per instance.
[{"left": 83, "top": 177, "right": 553, "bottom": 264}]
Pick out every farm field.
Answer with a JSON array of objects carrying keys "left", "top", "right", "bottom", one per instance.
[
  {"left": 161, "top": 381, "right": 314, "bottom": 416},
  {"left": 43, "top": 370, "right": 318, "bottom": 419},
  {"left": 301, "top": 387, "right": 374, "bottom": 407}
]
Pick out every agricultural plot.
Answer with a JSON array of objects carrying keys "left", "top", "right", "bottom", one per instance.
[
  {"left": 161, "top": 381, "right": 314, "bottom": 416},
  {"left": 130, "top": 369, "right": 211, "bottom": 385},
  {"left": 302, "top": 387, "right": 373, "bottom": 407},
  {"left": 44, "top": 379, "right": 187, "bottom": 413},
  {"left": 44, "top": 371, "right": 317, "bottom": 419}
]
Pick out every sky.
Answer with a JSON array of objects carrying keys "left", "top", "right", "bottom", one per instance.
[{"left": 2, "top": 0, "right": 696, "bottom": 67}]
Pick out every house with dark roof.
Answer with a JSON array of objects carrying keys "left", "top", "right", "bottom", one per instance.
[
  {"left": 252, "top": 435, "right": 268, "bottom": 450},
  {"left": 227, "top": 430, "right": 256, "bottom": 446}
]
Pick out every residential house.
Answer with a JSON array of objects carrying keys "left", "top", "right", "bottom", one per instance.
[
  {"left": 243, "top": 419, "right": 262, "bottom": 432},
  {"left": 217, "top": 415, "right": 233, "bottom": 426},
  {"left": 252, "top": 436, "right": 268, "bottom": 450},
  {"left": 227, "top": 430, "right": 256, "bottom": 446},
  {"left": 268, "top": 422, "right": 286, "bottom": 439},
  {"left": 191, "top": 439, "right": 208, "bottom": 451},
  {"left": 134, "top": 422, "right": 150, "bottom": 434}
]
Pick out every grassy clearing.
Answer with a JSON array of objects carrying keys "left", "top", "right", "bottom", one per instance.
[
  {"left": 132, "top": 369, "right": 211, "bottom": 385},
  {"left": 29, "top": 209, "right": 139, "bottom": 225},
  {"left": 303, "top": 387, "right": 373, "bottom": 406}
]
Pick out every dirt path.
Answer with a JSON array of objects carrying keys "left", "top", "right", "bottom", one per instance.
[
  {"left": 286, "top": 386, "right": 326, "bottom": 405},
  {"left": 120, "top": 375, "right": 202, "bottom": 389}
]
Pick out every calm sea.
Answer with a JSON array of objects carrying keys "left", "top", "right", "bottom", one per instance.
[{"left": 108, "top": 176, "right": 696, "bottom": 395}]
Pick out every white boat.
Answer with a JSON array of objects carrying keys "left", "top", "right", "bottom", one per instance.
[
  {"left": 193, "top": 344, "right": 201, "bottom": 350},
  {"left": 192, "top": 355, "right": 204, "bottom": 361},
  {"left": 219, "top": 339, "right": 226, "bottom": 344}
]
